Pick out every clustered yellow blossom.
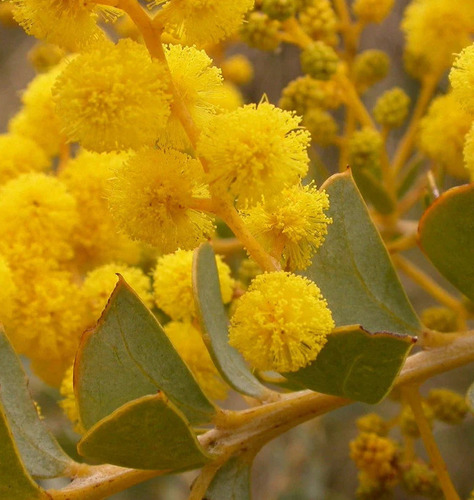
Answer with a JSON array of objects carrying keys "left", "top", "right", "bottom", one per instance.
[
  {"left": 0, "top": 256, "right": 17, "bottom": 325},
  {"left": 153, "top": 249, "right": 234, "bottom": 321},
  {"left": 352, "top": 0, "right": 394, "bottom": 24},
  {"left": 450, "top": 43, "right": 474, "bottom": 115},
  {"left": 242, "top": 184, "right": 332, "bottom": 271},
  {"left": 463, "top": 124, "right": 474, "bottom": 181},
  {"left": 229, "top": 272, "right": 334, "bottom": 372},
  {"left": 59, "top": 366, "right": 84, "bottom": 434},
  {"left": 109, "top": 147, "right": 215, "bottom": 253},
  {"left": 164, "top": 321, "right": 228, "bottom": 400},
  {"left": 53, "top": 39, "right": 172, "bottom": 152},
  {"left": 198, "top": 102, "right": 310, "bottom": 204}
]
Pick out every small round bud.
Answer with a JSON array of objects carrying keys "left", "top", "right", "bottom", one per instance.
[
  {"left": 303, "top": 108, "right": 338, "bottom": 146},
  {"left": 301, "top": 41, "right": 339, "bottom": 80},
  {"left": 28, "top": 43, "right": 65, "bottom": 73},
  {"left": 295, "top": 0, "right": 314, "bottom": 10},
  {"left": 240, "top": 11, "right": 281, "bottom": 51},
  {"left": 299, "top": 0, "right": 338, "bottom": 46},
  {"left": 352, "top": 0, "right": 394, "bottom": 24},
  {"left": 221, "top": 54, "right": 254, "bottom": 86},
  {"left": 357, "top": 413, "right": 390, "bottom": 437},
  {"left": 426, "top": 388, "right": 469, "bottom": 425},
  {"left": 350, "top": 432, "right": 399, "bottom": 483},
  {"left": 356, "top": 472, "right": 394, "bottom": 500},
  {"left": 399, "top": 403, "right": 434, "bottom": 438},
  {"left": 373, "top": 87, "right": 410, "bottom": 129},
  {"left": 238, "top": 259, "right": 262, "bottom": 288},
  {"left": 349, "top": 128, "right": 383, "bottom": 171},
  {"left": 353, "top": 50, "right": 390, "bottom": 93},
  {"left": 401, "top": 460, "right": 443, "bottom": 499},
  {"left": 421, "top": 307, "right": 459, "bottom": 333},
  {"left": 262, "top": 0, "right": 296, "bottom": 21}
]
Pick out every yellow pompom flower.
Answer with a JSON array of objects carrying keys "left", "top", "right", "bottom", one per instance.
[
  {"left": 154, "top": 0, "right": 254, "bottom": 46},
  {"left": 418, "top": 93, "right": 472, "bottom": 179},
  {"left": 6, "top": 269, "right": 86, "bottom": 387},
  {"left": 0, "top": 173, "right": 78, "bottom": 265},
  {"left": 463, "top": 123, "right": 474, "bottom": 181},
  {"left": 0, "top": 255, "right": 17, "bottom": 325},
  {"left": 109, "top": 147, "right": 214, "bottom": 253},
  {"left": 81, "top": 263, "right": 153, "bottom": 324},
  {"left": 53, "top": 39, "right": 172, "bottom": 152},
  {"left": 162, "top": 44, "right": 223, "bottom": 149},
  {"left": 9, "top": 66, "right": 64, "bottom": 157},
  {"left": 229, "top": 272, "right": 334, "bottom": 372},
  {"left": 0, "top": 134, "right": 50, "bottom": 185},
  {"left": 221, "top": 54, "right": 254, "bottom": 86},
  {"left": 164, "top": 321, "right": 228, "bottom": 400},
  {"left": 153, "top": 249, "right": 234, "bottom": 321},
  {"left": 402, "top": 0, "right": 474, "bottom": 74},
  {"left": 59, "top": 150, "right": 141, "bottom": 270},
  {"left": 352, "top": 0, "right": 394, "bottom": 24},
  {"left": 198, "top": 102, "right": 310, "bottom": 204},
  {"left": 10, "top": 0, "right": 109, "bottom": 51},
  {"left": 210, "top": 82, "right": 244, "bottom": 112},
  {"left": 242, "top": 184, "right": 332, "bottom": 271},
  {"left": 450, "top": 44, "right": 474, "bottom": 115},
  {"left": 59, "top": 366, "right": 84, "bottom": 434}
]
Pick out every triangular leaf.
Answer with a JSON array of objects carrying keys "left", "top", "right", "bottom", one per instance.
[
  {"left": 285, "top": 325, "right": 416, "bottom": 404},
  {"left": 304, "top": 170, "right": 421, "bottom": 335},
  {"left": 205, "top": 455, "right": 252, "bottom": 500},
  {"left": 193, "top": 244, "right": 271, "bottom": 400},
  {"left": 77, "top": 393, "right": 211, "bottom": 471},
  {"left": 0, "top": 327, "right": 74, "bottom": 479},
  {"left": 75, "top": 277, "right": 216, "bottom": 430},
  {"left": 418, "top": 184, "right": 474, "bottom": 301},
  {"left": 0, "top": 402, "right": 46, "bottom": 499}
]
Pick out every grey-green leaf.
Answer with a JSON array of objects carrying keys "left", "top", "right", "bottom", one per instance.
[
  {"left": 193, "top": 244, "right": 271, "bottom": 400},
  {"left": 304, "top": 170, "right": 421, "bottom": 336},
  {"left": 75, "top": 277, "right": 216, "bottom": 430},
  {"left": 205, "top": 456, "right": 252, "bottom": 500},
  {"left": 0, "top": 327, "right": 74, "bottom": 479}
]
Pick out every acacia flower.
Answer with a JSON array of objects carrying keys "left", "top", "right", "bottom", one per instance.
[
  {"left": 109, "top": 147, "right": 215, "bottom": 253},
  {"left": 242, "top": 184, "right": 332, "bottom": 271},
  {"left": 53, "top": 39, "right": 172, "bottom": 152},
  {"left": 229, "top": 272, "right": 334, "bottom": 372},
  {"left": 153, "top": 0, "right": 254, "bottom": 46},
  {"left": 198, "top": 102, "right": 310, "bottom": 205},
  {"left": 450, "top": 44, "right": 474, "bottom": 115},
  {"left": 153, "top": 249, "right": 234, "bottom": 321}
]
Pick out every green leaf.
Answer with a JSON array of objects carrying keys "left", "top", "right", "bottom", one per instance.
[
  {"left": 193, "top": 244, "right": 270, "bottom": 400},
  {"left": 285, "top": 325, "right": 415, "bottom": 404},
  {"left": 205, "top": 456, "right": 252, "bottom": 500},
  {"left": 75, "top": 277, "right": 216, "bottom": 430},
  {"left": 305, "top": 170, "right": 421, "bottom": 336},
  {"left": 77, "top": 393, "right": 211, "bottom": 471},
  {"left": 466, "top": 381, "right": 474, "bottom": 414},
  {"left": 418, "top": 184, "right": 474, "bottom": 302},
  {"left": 0, "top": 403, "right": 46, "bottom": 499},
  {"left": 352, "top": 167, "right": 396, "bottom": 215},
  {"left": 0, "top": 327, "right": 73, "bottom": 479}
]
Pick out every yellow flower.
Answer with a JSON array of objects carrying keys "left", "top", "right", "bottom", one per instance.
[
  {"left": 221, "top": 55, "right": 254, "bottom": 86},
  {"left": 450, "top": 43, "right": 474, "bottom": 115},
  {"left": 109, "top": 147, "right": 215, "bottom": 253},
  {"left": 162, "top": 44, "right": 223, "bottom": 149},
  {"left": 9, "top": 65, "right": 65, "bottom": 157},
  {"left": 0, "top": 255, "right": 17, "bottom": 325},
  {"left": 154, "top": 0, "right": 254, "bottom": 46},
  {"left": 11, "top": 0, "right": 109, "bottom": 51},
  {"left": 463, "top": 122, "right": 474, "bottom": 181},
  {"left": 198, "top": 102, "right": 310, "bottom": 205},
  {"left": 82, "top": 263, "right": 154, "bottom": 325},
  {"left": 418, "top": 93, "right": 472, "bottom": 179},
  {"left": 59, "top": 150, "right": 141, "bottom": 270},
  {"left": 53, "top": 39, "right": 172, "bottom": 152},
  {"left": 352, "top": 0, "right": 394, "bottom": 24},
  {"left": 402, "top": 0, "right": 474, "bottom": 75},
  {"left": 153, "top": 249, "right": 234, "bottom": 321},
  {"left": 0, "top": 173, "right": 78, "bottom": 265},
  {"left": 164, "top": 321, "right": 228, "bottom": 400},
  {"left": 0, "top": 134, "right": 50, "bottom": 185},
  {"left": 59, "top": 366, "right": 84, "bottom": 434},
  {"left": 229, "top": 272, "right": 334, "bottom": 372},
  {"left": 242, "top": 184, "right": 332, "bottom": 271},
  {"left": 6, "top": 269, "right": 86, "bottom": 387}
]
